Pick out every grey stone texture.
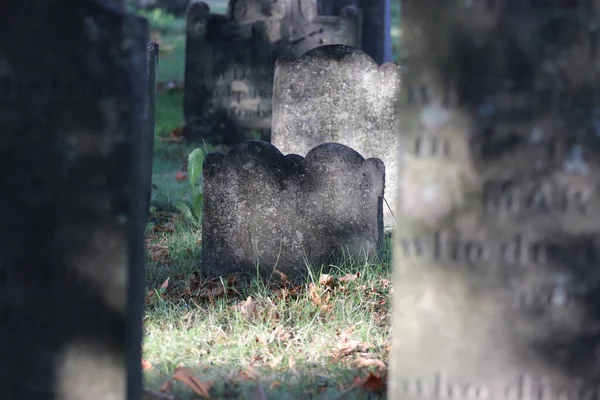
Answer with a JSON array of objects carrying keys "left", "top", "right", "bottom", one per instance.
[
  {"left": 317, "top": 0, "right": 392, "bottom": 64},
  {"left": 202, "top": 140, "right": 384, "bottom": 281},
  {"left": 391, "top": 1, "right": 600, "bottom": 399},
  {"left": 0, "top": 1, "right": 149, "bottom": 399},
  {"left": 183, "top": 0, "right": 361, "bottom": 144},
  {"left": 271, "top": 45, "right": 400, "bottom": 231}
]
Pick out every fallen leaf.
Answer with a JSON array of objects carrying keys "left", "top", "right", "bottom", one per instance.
[
  {"left": 288, "top": 356, "right": 296, "bottom": 372},
  {"left": 319, "top": 273, "right": 337, "bottom": 288},
  {"left": 171, "top": 367, "right": 213, "bottom": 399},
  {"left": 142, "top": 359, "right": 153, "bottom": 371},
  {"left": 159, "top": 277, "right": 170, "bottom": 291},
  {"left": 159, "top": 379, "right": 173, "bottom": 393},
  {"left": 308, "top": 283, "right": 332, "bottom": 311},
  {"left": 268, "top": 355, "right": 283, "bottom": 369},
  {"left": 239, "top": 296, "right": 260, "bottom": 321},
  {"left": 355, "top": 357, "right": 386, "bottom": 370},
  {"left": 339, "top": 272, "right": 360, "bottom": 283},
  {"left": 170, "top": 126, "right": 184, "bottom": 141},
  {"left": 175, "top": 171, "right": 188, "bottom": 182},
  {"left": 360, "top": 371, "right": 387, "bottom": 393},
  {"left": 269, "top": 381, "right": 281, "bottom": 390}
]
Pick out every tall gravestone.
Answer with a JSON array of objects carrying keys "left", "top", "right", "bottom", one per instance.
[
  {"left": 317, "top": 0, "right": 392, "bottom": 64},
  {"left": 271, "top": 45, "right": 400, "bottom": 231},
  {"left": 0, "top": 1, "right": 148, "bottom": 399},
  {"left": 202, "top": 140, "right": 384, "bottom": 282},
  {"left": 183, "top": 0, "right": 361, "bottom": 144},
  {"left": 391, "top": 1, "right": 600, "bottom": 399}
]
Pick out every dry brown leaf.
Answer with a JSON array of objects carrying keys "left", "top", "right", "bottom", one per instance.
[
  {"left": 142, "top": 359, "right": 153, "bottom": 371},
  {"left": 309, "top": 282, "right": 333, "bottom": 311},
  {"left": 171, "top": 367, "right": 213, "bottom": 399},
  {"left": 268, "top": 355, "right": 283, "bottom": 369},
  {"left": 270, "top": 381, "right": 281, "bottom": 390},
  {"left": 339, "top": 272, "right": 360, "bottom": 283},
  {"left": 360, "top": 371, "right": 387, "bottom": 393},
  {"left": 355, "top": 357, "right": 386, "bottom": 370},
  {"left": 272, "top": 268, "right": 290, "bottom": 283},
  {"left": 159, "top": 379, "right": 173, "bottom": 393},
  {"left": 170, "top": 126, "right": 184, "bottom": 141},
  {"left": 239, "top": 296, "right": 260, "bottom": 321},
  {"left": 288, "top": 356, "right": 296, "bottom": 372},
  {"left": 333, "top": 336, "right": 374, "bottom": 361},
  {"left": 159, "top": 278, "right": 169, "bottom": 291},
  {"left": 319, "top": 273, "right": 337, "bottom": 288},
  {"left": 272, "top": 325, "right": 291, "bottom": 343}
]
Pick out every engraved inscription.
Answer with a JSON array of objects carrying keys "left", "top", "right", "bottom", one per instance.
[
  {"left": 483, "top": 180, "right": 591, "bottom": 216},
  {"left": 398, "top": 231, "right": 598, "bottom": 267},
  {"left": 398, "top": 373, "right": 600, "bottom": 400},
  {"left": 413, "top": 137, "right": 451, "bottom": 157}
]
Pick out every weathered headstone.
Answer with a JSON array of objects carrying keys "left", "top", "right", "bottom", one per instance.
[
  {"left": 145, "top": 41, "right": 159, "bottom": 214},
  {"left": 271, "top": 45, "right": 400, "bottom": 231},
  {"left": 391, "top": 1, "right": 600, "bottom": 399},
  {"left": 183, "top": 0, "right": 361, "bottom": 144},
  {"left": 0, "top": 1, "right": 149, "bottom": 399},
  {"left": 202, "top": 140, "right": 384, "bottom": 281},
  {"left": 317, "top": 0, "right": 392, "bottom": 64}
]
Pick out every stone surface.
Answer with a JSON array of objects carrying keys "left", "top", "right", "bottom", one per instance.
[
  {"left": 183, "top": 0, "right": 361, "bottom": 144},
  {"left": 317, "top": 0, "right": 392, "bottom": 64},
  {"left": 271, "top": 45, "right": 400, "bottom": 231},
  {"left": 202, "top": 140, "right": 384, "bottom": 281},
  {"left": 391, "top": 1, "right": 600, "bottom": 399},
  {"left": 145, "top": 42, "right": 158, "bottom": 215},
  {"left": 0, "top": 1, "right": 149, "bottom": 399}
]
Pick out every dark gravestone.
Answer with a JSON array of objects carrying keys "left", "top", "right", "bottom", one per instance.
[
  {"left": 271, "top": 44, "right": 400, "bottom": 231},
  {"left": 145, "top": 42, "right": 158, "bottom": 214},
  {"left": 317, "top": 0, "right": 392, "bottom": 64},
  {"left": 0, "top": 1, "right": 148, "bottom": 399},
  {"left": 202, "top": 140, "right": 384, "bottom": 282},
  {"left": 391, "top": 1, "right": 600, "bottom": 398},
  {"left": 183, "top": 0, "right": 361, "bottom": 144}
]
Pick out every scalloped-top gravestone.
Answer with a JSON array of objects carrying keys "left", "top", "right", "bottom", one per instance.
[
  {"left": 271, "top": 45, "right": 400, "bottom": 231},
  {"left": 317, "top": 0, "right": 392, "bottom": 64},
  {"left": 183, "top": 0, "right": 361, "bottom": 144},
  {"left": 202, "top": 140, "right": 384, "bottom": 281},
  {"left": 0, "top": 1, "right": 149, "bottom": 399},
  {"left": 391, "top": 1, "right": 600, "bottom": 399}
]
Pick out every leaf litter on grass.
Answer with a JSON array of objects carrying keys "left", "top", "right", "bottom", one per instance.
[{"left": 144, "top": 214, "right": 390, "bottom": 398}]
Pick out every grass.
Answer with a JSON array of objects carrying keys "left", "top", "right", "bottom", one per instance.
[
  {"left": 142, "top": 3, "right": 401, "bottom": 398},
  {"left": 143, "top": 214, "right": 392, "bottom": 399}
]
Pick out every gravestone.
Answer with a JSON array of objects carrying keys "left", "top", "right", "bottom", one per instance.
[
  {"left": 0, "top": 1, "right": 149, "bottom": 399},
  {"left": 317, "top": 0, "right": 392, "bottom": 64},
  {"left": 145, "top": 42, "right": 159, "bottom": 214},
  {"left": 271, "top": 45, "right": 400, "bottom": 231},
  {"left": 391, "top": 1, "right": 600, "bottom": 399},
  {"left": 183, "top": 0, "right": 361, "bottom": 144},
  {"left": 202, "top": 140, "right": 384, "bottom": 281}
]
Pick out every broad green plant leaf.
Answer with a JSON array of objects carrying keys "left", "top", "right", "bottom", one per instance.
[
  {"left": 188, "top": 148, "right": 205, "bottom": 195},
  {"left": 174, "top": 201, "right": 195, "bottom": 222}
]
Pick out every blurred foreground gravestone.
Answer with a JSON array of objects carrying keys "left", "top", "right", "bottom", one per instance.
[
  {"left": 145, "top": 42, "right": 158, "bottom": 214},
  {"left": 317, "top": 0, "right": 392, "bottom": 64},
  {"left": 271, "top": 45, "right": 400, "bottom": 231},
  {"left": 0, "top": 1, "right": 149, "bottom": 399},
  {"left": 202, "top": 141, "right": 384, "bottom": 282},
  {"left": 183, "top": 0, "right": 361, "bottom": 144},
  {"left": 391, "top": 1, "right": 600, "bottom": 398}
]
